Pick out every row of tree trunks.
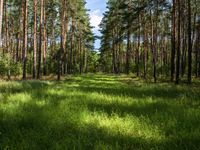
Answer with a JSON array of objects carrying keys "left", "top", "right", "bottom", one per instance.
[{"left": 0, "top": 0, "right": 92, "bottom": 80}]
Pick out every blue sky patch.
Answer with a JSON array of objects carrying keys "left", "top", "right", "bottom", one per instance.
[{"left": 86, "top": 0, "right": 107, "bottom": 49}]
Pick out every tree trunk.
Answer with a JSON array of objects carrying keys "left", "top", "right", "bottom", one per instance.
[
  {"left": 57, "top": 0, "right": 66, "bottom": 80},
  {"left": 0, "top": 0, "right": 4, "bottom": 47},
  {"left": 69, "top": 16, "right": 75, "bottom": 74},
  {"left": 136, "top": 16, "right": 140, "bottom": 77},
  {"left": 22, "top": 0, "right": 28, "bottom": 80},
  {"left": 33, "top": 0, "right": 37, "bottom": 79},
  {"left": 37, "top": 0, "right": 44, "bottom": 79},
  {"left": 187, "top": 0, "right": 192, "bottom": 84},
  {"left": 126, "top": 28, "right": 131, "bottom": 75},
  {"left": 175, "top": 0, "right": 181, "bottom": 84},
  {"left": 43, "top": 0, "right": 47, "bottom": 76},
  {"left": 144, "top": 24, "right": 147, "bottom": 80},
  {"left": 171, "top": 0, "right": 176, "bottom": 82}
]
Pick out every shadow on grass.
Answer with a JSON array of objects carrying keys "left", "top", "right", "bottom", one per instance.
[
  {"left": 1, "top": 92, "right": 200, "bottom": 150},
  {"left": 85, "top": 99, "right": 200, "bottom": 132},
  {"left": 0, "top": 81, "right": 50, "bottom": 95},
  {"left": 1, "top": 75, "right": 200, "bottom": 149},
  {"left": 62, "top": 75, "right": 200, "bottom": 101},
  {"left": 0, "top": 99, "right": 164, "bottom": 150},
  {"left": 1, "top": 75, "right": 198, "bottom": 101},
  {"left": 76, "top": 84, "right": 200, "bottom": 101}
]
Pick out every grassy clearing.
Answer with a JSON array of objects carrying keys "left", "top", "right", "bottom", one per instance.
[{"left": 0, "top": 74, "right": 200, "bottom": 150}]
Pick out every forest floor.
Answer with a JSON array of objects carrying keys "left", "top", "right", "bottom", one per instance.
[{"left": 0, "top": 74, "right": 200, "bottom": 150}]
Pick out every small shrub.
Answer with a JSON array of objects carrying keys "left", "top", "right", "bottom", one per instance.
[{"left": 0, "top": 54, "right": 22, "bottom": 79}]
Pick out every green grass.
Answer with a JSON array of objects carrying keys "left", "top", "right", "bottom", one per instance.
[{"left": 1, "top": 74, "right": 200, "bottom": 150}]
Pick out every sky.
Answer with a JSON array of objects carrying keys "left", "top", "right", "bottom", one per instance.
[{"left": 85, "top": 0, "right": 107, "bottom": 50}]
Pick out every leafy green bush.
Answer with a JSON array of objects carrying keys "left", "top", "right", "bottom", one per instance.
[
  {"left": 11, "top": 61, "right": 22, "bottom": 77},
  {"left": 0, "top": 54, "right": 22, "bottom": 79}
]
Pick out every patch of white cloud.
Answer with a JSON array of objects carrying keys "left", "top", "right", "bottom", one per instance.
[
  {"left": 89, "top": 9, "right": 103, "bottom": 34},
  {"left": 86, "top": 0, "right": 107, "bottom": 49}
]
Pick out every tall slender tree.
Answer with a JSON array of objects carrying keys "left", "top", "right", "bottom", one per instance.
[
  {"left": 188, "top": 0, "right": 192, "bottom": 84},
  {"left": 37, "top": 0, "right": 44, "bottom": 79},
  {"left": 43, "top": 0, "right": 47, "bottom": 76},
  {"left": 171, "top": 0, "right": 176, "bottom": 82},
  {"left": 175, "top": 0, "right": 181, "bottom": 84},
  {"left": 0, "top": 0, "right": 4, "bottom": 47},
  {"left": 33, "top": 0, "right": 37, "bottom": 79},
  {"left": 22, "top": 0, "right": 28, "bottom": 79}
]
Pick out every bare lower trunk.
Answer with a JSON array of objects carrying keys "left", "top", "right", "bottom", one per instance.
[
  {"left": 171, "top": 0, "right": 176, "bottom": 82},
  {"left": 188, "top": 0, "right": 192, "bottom": 84},
  {"left": 0, "top": 0, "right": 4, "bottom": 47},
  {"left": 33, "top": 0, "right": 37, "bottom": 79},
  {"left": 37, "top": 0, "right": 44, "bottom": 79},
  {"left": 175, "top": 0, "right": 181, "bottom": 84},
  {"left": 43, "top": 0, "right": 47, "bottom": 76},
  {"left": 22, "top": 0, "right": 28, "bottom": 80}
]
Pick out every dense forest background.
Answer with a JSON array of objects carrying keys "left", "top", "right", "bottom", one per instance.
[
  {"left": 0, "top": 0, "right": 96, "bottom": 80},
  {"left": 0, "top": 0, "right": 200, "bottom": 84},
  {"left": 99, "top": 0, "right": 200, "bottom": 84}
]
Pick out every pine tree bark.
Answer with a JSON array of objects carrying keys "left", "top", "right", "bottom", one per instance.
[
  {"left": 136, "top": 16, "right": 140, "bottom": 77},
  {"left": 126, "top": 0, "right": 131, "bottom": 75},
  {"left": 175, "top": 0, "right": 181, "bottom": 84},
  {"left": 22, "top": 0, "right": 28, "bottom": 80},
  {"left": 0, "top": 0, "right": 4, "bottom": 47},
  {"left": 171, "top": 0, "right": 176, "bottom": 82},
  {"left": 43, "top": 0, "right": 47, "bottom": 76},
  {"left": 57, "top": 0, "right": 66, "bottom": 80},
  {"left": 33, "top": 0, "right": 37, "bottom": 79},
  {"left": 151, "top": 9, "right": 157, "bottom": 83},
  {"left": 112, "top": 30, "right": 117, "bottom": 73},
  {"left": 69, "top": 16, "right": 75, "bottom": 74},
  {"left": 37, "top": 0, "right": 44, "bottom": 79},
  {"left": 126, "top": 28, "right": 131, "bottom": 75},
  {"left": 188, "top": 0, "right": 192, "bottom": 83},
  {"left": 144, "top": 24, "right": 147, "bottom": 80}
]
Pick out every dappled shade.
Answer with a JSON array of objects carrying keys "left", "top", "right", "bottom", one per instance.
[{"left": 1, "top": 74, "right": 200, "bottom": 149}]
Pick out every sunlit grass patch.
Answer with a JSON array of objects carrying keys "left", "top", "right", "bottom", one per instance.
[
  {"left": 0, "top": 74, "right": 200, "bottom": 149},
  {"left": 81, "top": 110, "right": 164, "bottom": 140}
]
